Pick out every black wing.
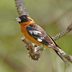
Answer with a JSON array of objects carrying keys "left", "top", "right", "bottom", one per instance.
[{"left": 26, "top": 24, "right": 53, "bottom": 45}]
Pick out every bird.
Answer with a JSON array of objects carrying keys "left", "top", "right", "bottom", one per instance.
[{"left": 16, "top": 15, "right": 70, "bottom": 62}]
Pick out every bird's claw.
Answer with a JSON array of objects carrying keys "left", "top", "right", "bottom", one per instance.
[
  {"left": 21, "top": 37, "right": 43, "bottom": 60},
  {"left": 28, "top": 44, "right": 44, "bottom": 60}
]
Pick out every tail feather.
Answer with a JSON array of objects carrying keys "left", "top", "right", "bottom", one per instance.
[
  {"left": 53, "top": 48, "right": 67, "bottom": 62},
  {"left": 48, "top": 36, "right": 72, "bottom": 63},
  {"left": 52, "top": 46, "right": 72, "bottom": 63}
]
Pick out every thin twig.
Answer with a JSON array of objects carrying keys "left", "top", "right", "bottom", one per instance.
[{"left": 52, "top": 23, "right": 72, "bottom": 41}]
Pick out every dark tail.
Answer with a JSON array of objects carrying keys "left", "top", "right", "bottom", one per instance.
[
  {"left": 53, "top": 46, "right": 72, "bottom": 63},
  {"left": 48, "top": 36, "right": 72, "bottom": 63}
]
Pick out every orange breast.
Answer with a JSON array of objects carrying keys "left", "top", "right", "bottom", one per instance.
[{"left": 20, "top": 23, "right": 41, "bottom": 46}]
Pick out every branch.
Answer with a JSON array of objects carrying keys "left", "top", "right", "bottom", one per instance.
[
  {"left": 52, "top": 46, "right": 72, "bottom": 63},
  {"left": 15, "top": 0, "right": 41, "bottom": 60},
  {"left": 15, "top": 0, "right": 29, "bottom": 16},
  {"left": 52, "top": 23, "right": 72, "bottom": 41},
  {"left": 21, "top": 37, "right": 42, "bottom": 60},
  {"left": 15, "top": 0, "right": 72, "bottom": 62}
]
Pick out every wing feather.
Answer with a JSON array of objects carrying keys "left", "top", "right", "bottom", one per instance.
[{"left": 26, "top": 24, "right": 53, "bottom": 45}]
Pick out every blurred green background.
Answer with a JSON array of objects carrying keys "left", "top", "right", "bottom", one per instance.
[{"left": 0, "top": 0, "right": 72, "bottom": 72}]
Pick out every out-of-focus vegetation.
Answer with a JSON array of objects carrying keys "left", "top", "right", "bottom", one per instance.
[{"left": 0, "top": 0, "right": 72, "bottom": 72}]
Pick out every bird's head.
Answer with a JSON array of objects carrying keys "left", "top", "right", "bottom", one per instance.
[
  {"left": 16, "top": 15, "right": 29, "bottom": 23},
  {"left": 16, "top": 15, "right": 35, "bottom": 24}
]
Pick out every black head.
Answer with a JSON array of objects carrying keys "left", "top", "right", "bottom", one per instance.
[{"left": 17, "top": 15, "right": 29, "bottom": 23}]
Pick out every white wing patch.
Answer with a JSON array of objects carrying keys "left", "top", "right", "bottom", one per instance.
[
  {"left": 27, "top": 25, "right": 49, "bottom": 45},
  {"left": 29, "top": 30, "right": 42, "bottom": 35},
  {"left": 29, "top": 30, "right": 44, "bottom": 42},
  {"left": 37, "top": 38, "right": 42, "bottom": 42}
]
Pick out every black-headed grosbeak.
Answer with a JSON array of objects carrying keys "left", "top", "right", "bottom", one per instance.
[{"left": 17, "top": 15, "right": 69, "bottom": 62}]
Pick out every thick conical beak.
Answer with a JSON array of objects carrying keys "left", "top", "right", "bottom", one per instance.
[{"left": 16, "top": 17, "right": 21, "bottom": 23}]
